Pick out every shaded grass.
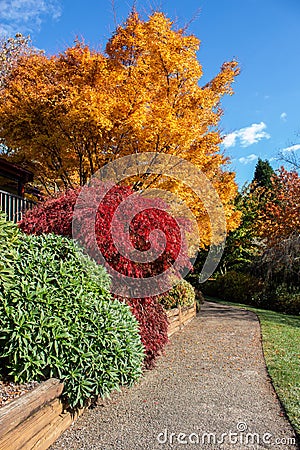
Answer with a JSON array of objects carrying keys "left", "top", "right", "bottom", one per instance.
[{"left": 206, "top": 297, "right": 300, "bottom": 436}]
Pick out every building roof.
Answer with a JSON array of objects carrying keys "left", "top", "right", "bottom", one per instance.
[{"left": 0, "top": 158, "right": 34, "bottom": 183}]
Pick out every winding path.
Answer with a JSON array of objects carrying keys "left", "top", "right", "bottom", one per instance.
[{"left": 50, "top": 301, "right": 298, "bottom": 449}]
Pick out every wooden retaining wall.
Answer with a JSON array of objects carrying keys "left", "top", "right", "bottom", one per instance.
[
  {"left": 0, "top": 379, "right": 84, "bottom": 450},
  {"left": 167, "top": 302, "right": 197, "bottom": 337}
]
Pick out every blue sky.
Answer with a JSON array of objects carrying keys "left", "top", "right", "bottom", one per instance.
[{"left": 1, "top": 0, "right": 299, "bottom": 187}]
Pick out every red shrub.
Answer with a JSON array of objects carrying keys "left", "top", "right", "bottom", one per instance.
[
  {"left": 20, "top": 181, "right": 191, "bottom": 284},
  {"left": 19, "top": 188, "right": 80, "bottom": 236},
  {"left": 119, "top": 296, "right": 169, "bottom": 369},
  {"left": 20, "top": 182, "right": 192, "bottom": 367}
]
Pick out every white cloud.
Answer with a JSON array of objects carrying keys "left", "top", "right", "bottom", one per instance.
[
  {"left": 222, "top": 133, "right": 237, "bottom": 148},
  {"left": 238, "top": 154, "right": 258, "bottom": 165},
  {"left": 223, "top": 122, "right": 270, "bottom": 149},
  {"left": 281, "top": 144, "right": 300, "bottom": 153},
  {"left": 238, "top": 123, "right": 270, "bottom": 147},
  {"left": 0, "top": 0, "right": 61, "bottom": 36},
  {"left": 280, "top": 112, "right": 287, "bottom": 122}
]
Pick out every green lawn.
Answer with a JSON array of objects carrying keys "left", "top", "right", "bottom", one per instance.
[{"left": 206, "top": 297, "right": 300, "bottom": 437}]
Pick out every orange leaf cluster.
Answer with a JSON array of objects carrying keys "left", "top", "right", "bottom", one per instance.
[{"left": 256, "top": 167, "right": 300, "bottom": 246}]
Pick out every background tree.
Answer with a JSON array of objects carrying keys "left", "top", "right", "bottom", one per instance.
[
  {"left": 253, "top": 233, "right": 300, "bottom": 290},
  {"left": 256, "top": 167, "right": 300, "bottom": 246},
  {"left": 0, "top": 33, "right": 37, "bottom": 89},
  {"left": 208, "top": 159, "right": 276, "bottom": 274},
  {"left": 252, "top": 158, "right": 275, "bottom": 189},
  {"left": 280, "top": 149, "right": 300, "bottom": 171},
  {"left": 0, "top": 33, "right": 39, "bottom": 155},
  {"left": 201, "top": 165, "right": 300, "bottom": 314},
  {"left": 211, "top": 158, "right": 274, "bottom": 274},
  {"left": 213, "top": 183, "right": 263, "bottom": 274}
]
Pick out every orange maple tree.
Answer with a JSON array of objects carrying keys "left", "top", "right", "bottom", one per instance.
[
  {"left": 256, "top": 167, "right": 300, "bottom": 246},
  {"left": 0, "top": 11, "right": 241, "bottom": 248}
]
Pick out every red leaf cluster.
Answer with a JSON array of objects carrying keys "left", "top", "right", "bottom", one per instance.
[
  {"left": 118, "top": 296, "right": 169, "bottom": 369},
  {"left": 20, "top": 188, "right": 79, "bottom": 236}
]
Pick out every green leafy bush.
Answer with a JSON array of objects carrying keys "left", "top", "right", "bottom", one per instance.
[
  {"left": 272, "top": 285, "right": 300, "bottom": 315},
  {"left": 0, "top": 233, "right": 144, "bottom": 408},
  {"left": 0, "top": 211, "right": 20, "bottom": 293},
  {"left": 251, "top": 284, "right": 300, "bottom": 315},
  {"left": 159, "top": 279, "right": 195, "bottom": 310},
  {"left": 202, "top": 271, "right": 300, "bottom": 315},
  {"left": 202, "top": 270, "right": 263, "bottom": 304}
]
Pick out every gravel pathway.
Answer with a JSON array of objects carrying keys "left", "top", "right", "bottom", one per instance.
[{"left": 50, "top": 301, "right": 298, "bottom": 450}]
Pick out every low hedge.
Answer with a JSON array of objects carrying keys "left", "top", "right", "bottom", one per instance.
[
  {"left": 252, "top": 284, "right": 300, "bottom": 315},
  {"left": 0, "top": 228, "right": 144, "bottom": 409}
]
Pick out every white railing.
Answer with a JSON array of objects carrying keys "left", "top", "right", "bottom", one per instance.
[{"left": 0, "top": 190, "right": 35, "bottom": 223}]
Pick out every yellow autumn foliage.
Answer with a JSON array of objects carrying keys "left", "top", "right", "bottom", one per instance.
[{"left": 0, "top": 11, "right": 241, "bottom": 248}]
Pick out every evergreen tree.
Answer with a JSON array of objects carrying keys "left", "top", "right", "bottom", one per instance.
[{"left": 252, "top": 158, "right": 274, "bottom": 188}]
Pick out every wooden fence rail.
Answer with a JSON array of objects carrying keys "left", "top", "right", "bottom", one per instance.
[{"left": 166, "top": 302, "right": 197, "bottom": 337}]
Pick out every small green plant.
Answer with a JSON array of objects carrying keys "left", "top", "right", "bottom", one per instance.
[
  {"left": 159, "top": 279, "right": 195, "bottom": 310},
  {"left": 0, "top": 233, "right": 144, "bottom": 408}
]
